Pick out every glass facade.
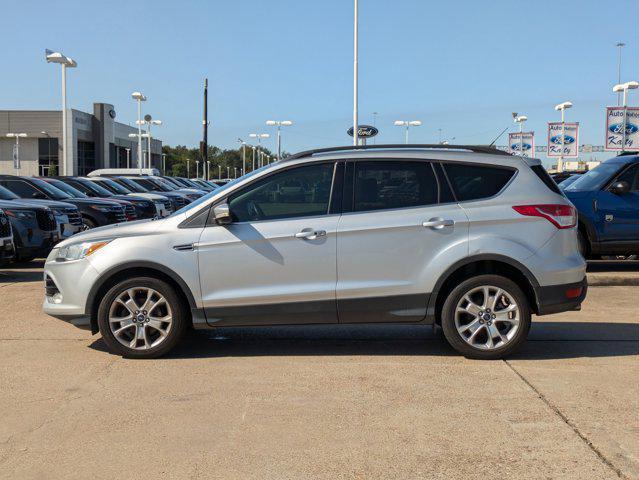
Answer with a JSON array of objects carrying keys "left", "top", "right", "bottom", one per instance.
[
  {"left": 38, "top": 138, "right": 59, "bottom": 176},
  {"left": 77, "top": 141, "right": 96, "bottom": 176}
]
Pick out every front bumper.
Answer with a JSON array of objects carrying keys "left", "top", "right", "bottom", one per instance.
[
  {"left": 536, "top": 277, "right": 588, "bottom": 316},
  {"left": 0, "top": 236, "right": 15, "bottom": 261}
]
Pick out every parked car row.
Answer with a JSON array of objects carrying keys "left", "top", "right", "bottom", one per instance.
[{"left": 0, "top": 173, "right": 218, "bottom": 264}]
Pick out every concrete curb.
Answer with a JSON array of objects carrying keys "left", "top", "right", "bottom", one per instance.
[{"left": 587, "top": 273, "right": 639, "bottom": 287}]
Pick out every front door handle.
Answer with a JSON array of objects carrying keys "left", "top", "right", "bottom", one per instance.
[
  {"left": 295, "top": 228, "right": 327, "bottom": 240},
  {"left": 422, "top": 218, "right": 454, "bottom": 229}
]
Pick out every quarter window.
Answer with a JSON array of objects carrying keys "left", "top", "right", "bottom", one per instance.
[
  {"left": 353, "top": 161, "right": 438, "bottom": 212},
  {"left": 443, "top": 163, "right": 514, "bottom": 201},
  {"left": 0, "top": 179, "right": 42, "bottom": 198},
  {"left": 228, "top": 163, "right": 335, "bottom": 222}
]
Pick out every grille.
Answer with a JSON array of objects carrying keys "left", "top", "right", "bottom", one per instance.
[
  {"left": 64, "top": 208, "right": 83, "bottom": 226},
  {"left": 113, "top": 206, "right": 127, "bottom": 223},
  {"left": 36, "top": 210, "right": 57, "bottom": 231},
  {"left": 0, "top": 212, "right": 11, "bottom": 237},
  {"left": 124, "top": 204, "right": 137, "bottom": 220}
]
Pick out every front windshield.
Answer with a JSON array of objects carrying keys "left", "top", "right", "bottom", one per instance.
[
  {"left": 0, "top": 185, "right": 19, "bottom": 200},
  {"left": 76, "top": 179, "right": 114, "bottom": 197},
  {"left": 117, "top": 177, "right": 148, "bottom": 193},
  {"left": 564, "top": 163, "right": 620, "bottom": 192},
  {"left": 170, "top": 165, "right": 270, "bottom": 216},
  {"left": 133, "top": 178, "right": 165, "bottom": 191},
  {"left": 97, "top": 178, "right": 132, "bottom": 195},
  {"left": 152, "top": 177, "right": 178, "bottom": 191},
  {"left": 31, "top": 178, "right": 72, "bottom": 200},
  {"left": 47, "top": 179, "right": 88, "bottom": 198}
]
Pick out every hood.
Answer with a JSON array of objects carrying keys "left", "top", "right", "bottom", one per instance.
[
  {"left": 0, "top": 200, "right": 49, "bottom": 212},
  {"left": 11, "top": 199, "right": 77, "bottom": 210},
  {"left": 56, "top": 217, "right": 162, "bottom": 247},
  {"left": 65, "top": 198, "right": 122, "bottom": 207},
  {"left": 113, "top": 195, "right": 151, "bottom": 203}
]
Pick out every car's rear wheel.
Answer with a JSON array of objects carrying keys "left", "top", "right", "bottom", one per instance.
[
  {"left": 441, "top": 275, "right": 531, "bottom": 359},
  {"left": 97, "top": 277, "right": 187, "bottom": 358}
]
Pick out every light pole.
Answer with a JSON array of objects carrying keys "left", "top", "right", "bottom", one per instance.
[
  {"left": 393, "top": 120, "right": 422, "bottom": 144},
  {"left": 137, "top": 116, "right": 161, "bottom": 169},
  {"left": 6, "top": 133, "right": 27, "bottom": 175},
  {"left": 353, "top": 0, "right": 359, "bottom": 146},
  {"left": 616, "top": 42, "right": 626, "bottom": 106},
  {"left": 218, "top": 165, "right": 221, "bottom": 179},
  {"left": 265, "top": 120, "right": 293, "bottom": 160},
  {"left": 45, "top": 50, "right": 77, "bottom": 176},
  {"left": 613, "top": 81, "right": 639, "bottom": 152},
  {"left": 196, "top": 160, "right": 200, "bottom": 179},
  {"left": 238, "top": 138, "right": 247, "bottom": 175},
  {"left": 251, "top": 145, "right": 256, "bottom": 170},
  {"left": 126, "top": 148, "right": 131, "bottom": 168},
  {"left": 207, "top": 161, "right": 211, "bottom": 180},
  {"left": 513, "top": 115, "right": 528, "bottom": 156},
  {"left": 554, "top": 102, "right": 573, "bottom": 172},
  {"left": 130, "top": 92, "right": 147, "bottom": 169},
  {"left": 162, "top": 153, "right": 167, "bottom": 174},
  {"left": 127, "top": 133, "right": 141, "bottom": 172},
  {"left": 226, "top": 166, "right": 230, "bottom": 179},
  {"left": 187, "top": 160, "right": 190, "bottom": 178},
  {"left": 249, "top": 133, "right": 269, "bottom": 168}
]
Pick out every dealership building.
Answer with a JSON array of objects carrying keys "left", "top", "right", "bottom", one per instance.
[{"left": 0, "top": 103, "right": 163, "bottom": 176}]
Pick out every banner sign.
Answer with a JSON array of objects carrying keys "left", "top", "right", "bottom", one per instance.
[
  {"left": 605, "top": 107, "right": 639, "bottom": 151},
  {"left": 12, "top": 145, "right": 19, "bottom": 170},
  {"left": 547, "top": 122, "right": 579, "bottom": 158},
  {"left": 508, "top": 132, "right": 535, "bottom": 157}
]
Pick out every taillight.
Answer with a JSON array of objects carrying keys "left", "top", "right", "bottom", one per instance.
[{"left": 512, "top": 204, "right": 577, "bottom": 229}]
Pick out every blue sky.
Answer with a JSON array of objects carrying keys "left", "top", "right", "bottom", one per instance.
[{"left": 1, "top": 0, "right": 638, "bottom": 163}]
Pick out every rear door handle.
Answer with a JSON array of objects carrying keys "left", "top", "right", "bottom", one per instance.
[
  {"left": 422, "top": 218, "right": 454, "bottom": 229},
  {"left": 295, "top": 228, "right": 327, "bottom": 240}
]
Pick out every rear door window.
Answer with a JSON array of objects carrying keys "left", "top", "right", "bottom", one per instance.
[
  {"left": 353, "top": 161, "right": 438, "bottom": 212},
  {"left": 443, "top": 163, "right": 514, "bottom": 201}
]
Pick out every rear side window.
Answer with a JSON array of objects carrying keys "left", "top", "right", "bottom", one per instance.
[
  {"left": 1, "top": 179, "right": 41, "bottom": 198},
  {"left": 443, "top": 163, "right": 514, "bottom": 201},
  {"left": 530, "top": 165, "right": 562, "bottom": 195},
  {"left": 353, "top": 161, "right": 438, "bottom": 212}
]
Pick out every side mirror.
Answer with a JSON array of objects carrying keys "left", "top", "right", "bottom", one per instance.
[
  {"left": 213, "top": 202, "right": 232, "bottom": 225},
  {"left": 610, "top": 181, "right": 630, "bottom": 195}
]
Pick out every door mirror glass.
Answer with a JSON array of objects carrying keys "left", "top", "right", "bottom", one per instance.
[
  {"left": 610, "top": 181, "right": 630, "bottom": 195},
  {"left": 213, "top": 202, "right": 232, "bottom": 225}
]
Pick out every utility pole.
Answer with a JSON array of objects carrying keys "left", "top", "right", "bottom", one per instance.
[{"left": 616, "top": 42, "right": 626, "bottom": 106}]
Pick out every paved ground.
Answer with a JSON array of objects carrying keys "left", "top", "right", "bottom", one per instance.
[{"left": 0, "top": 261, "right": 638, "bottom": 480}]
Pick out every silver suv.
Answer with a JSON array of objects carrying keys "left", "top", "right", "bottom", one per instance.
[{"left": 43, "top": 145, "right": 587, "bottom": 359}]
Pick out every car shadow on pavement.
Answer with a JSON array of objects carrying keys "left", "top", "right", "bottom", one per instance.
[
  {"left": 88, "top": 322, "right": 639, "bottom": 360},
  {"left": 587, "top": 260, "right": 639, "bottom": 272},
  {"left": 0, "top": 260, "right": 45, "bottom": 283}
]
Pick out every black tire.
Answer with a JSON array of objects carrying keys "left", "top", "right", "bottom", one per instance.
[
  {"left": 440, "top": 274, "right": 531, "bottom": 360},
  {"left": 97, "top": 277, "right": 188, "bottom": 359}
]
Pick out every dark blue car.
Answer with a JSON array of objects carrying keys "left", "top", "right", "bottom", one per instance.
[{"left": 563, "top": 153, "right": 639, "bottom": 258}]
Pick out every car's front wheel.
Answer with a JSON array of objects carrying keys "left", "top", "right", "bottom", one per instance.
[
  {"left": 441, "top": 275, "right": 531, "bottom": 359},
  {"left": 97, "top": 277, "right": 187, "bottom": 358}
]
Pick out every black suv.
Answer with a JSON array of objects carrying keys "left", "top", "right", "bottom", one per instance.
[
  {"left": 0, "top": 176, "right": 82, "bottom": 239},
  {"left": 0, "top": 186, "right": 58, "bottom": 262},
  {"left": 0, "top": 175, "right": 126, "bottom": 230},
  {"left": 54, "top": 177, "right": 157, "bottom": 220}
]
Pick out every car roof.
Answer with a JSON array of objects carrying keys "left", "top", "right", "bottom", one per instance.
[{"left": 606, "top": 153, "right": 639, "bottom": 164}]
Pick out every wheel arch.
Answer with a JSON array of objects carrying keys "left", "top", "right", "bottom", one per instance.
[
  {"left": 85, "top": 261, "right": 197, "bottom": 334},
  {"left": 427, "top": 254, "right": 541, "bottom": 323}
]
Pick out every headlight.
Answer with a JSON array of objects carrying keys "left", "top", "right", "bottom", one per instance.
[
  {"left": 56, "top": 240, "right": 112, "bottom": 261},
  {"left": 5, "top": 209, "right": 36, "bottom": 220}
]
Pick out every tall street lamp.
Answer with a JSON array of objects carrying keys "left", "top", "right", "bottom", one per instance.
[
  {"left": 238, "top": 138, "right": 247, "bottom": 175},
  {"left": 613, "top": 81, "right": 639, "bottom": 152},
  {"left": 45, "top": 50, "right": 77, "bottom": 176},
  {"left": 162, "top": 153, "right": 167, "bottom": 174},
  {"left": 616, "top": 42, "right": 626, "bottom": 106},
  {"left": 249, "top": 133, "right": 270, "bottom": 169},
  {"left": 131, "top": 91, "right": 147, "bottom": 169},
  {"left": 353, "top": 0, "right": 359, "bottom": 146},
  {"left": 513, "top": 115, "right": 528, "bottom": 156},
  {"left": 6, "top": 133, "right": 27, "bottom": 175},
  {"left": 554, "top": 102, "right": 573, "bottom": 172},
  {"left": 393, "top": 120, "right": 422, "bottom": 144},
  {"left": 265, "top": 120, "right": 293, "bottom": 160},
  {"left": 137, "top": 116, "right": 161, "bottom": 169}
]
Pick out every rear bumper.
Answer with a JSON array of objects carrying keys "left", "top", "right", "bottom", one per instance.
[{"left": 536, "top": 277, "right": 588, "bottom": 316}]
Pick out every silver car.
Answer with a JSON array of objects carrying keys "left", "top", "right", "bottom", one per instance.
[{"left": 43, "top": 145, "right": 587, "bottom": 359}]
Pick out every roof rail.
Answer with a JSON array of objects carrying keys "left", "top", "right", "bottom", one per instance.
[{"left": 282, "top": 144, "right": 512, "bottom": 162}]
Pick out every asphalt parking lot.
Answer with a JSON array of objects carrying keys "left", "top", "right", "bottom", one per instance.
[{"left": 1, "top": 261, "right": 638, "bottom": 480}]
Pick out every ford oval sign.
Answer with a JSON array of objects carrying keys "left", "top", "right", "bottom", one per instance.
[
  {"left": 510, "top": 143, "right": 532, "bottom": 152},
  {"left": 608, "top": 122, "right": 639, "bottom": 135},
  {"left": 347, "top": 125, "right": 379, "bottom": 138},
  {"left": 550, "top": 135, "right": 575, "bottom": 145}
]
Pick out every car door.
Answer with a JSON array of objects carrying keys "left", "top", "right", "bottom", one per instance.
[
  {"left": 597, "top": 163, "right": 639, "bottom": 243},
  {"left": 197, "top": 162, "right": 340, "bottom": 326},
  {"left": 336, "top": 160, "right": 469, "bottom": 323}
]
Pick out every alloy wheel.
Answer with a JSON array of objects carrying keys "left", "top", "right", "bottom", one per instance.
[
  {"left": 454, "top": 285, "right": 520, "bottom": 350},
  {"left": 108, "top": 287, "right": 173, "bottom": 350}
]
